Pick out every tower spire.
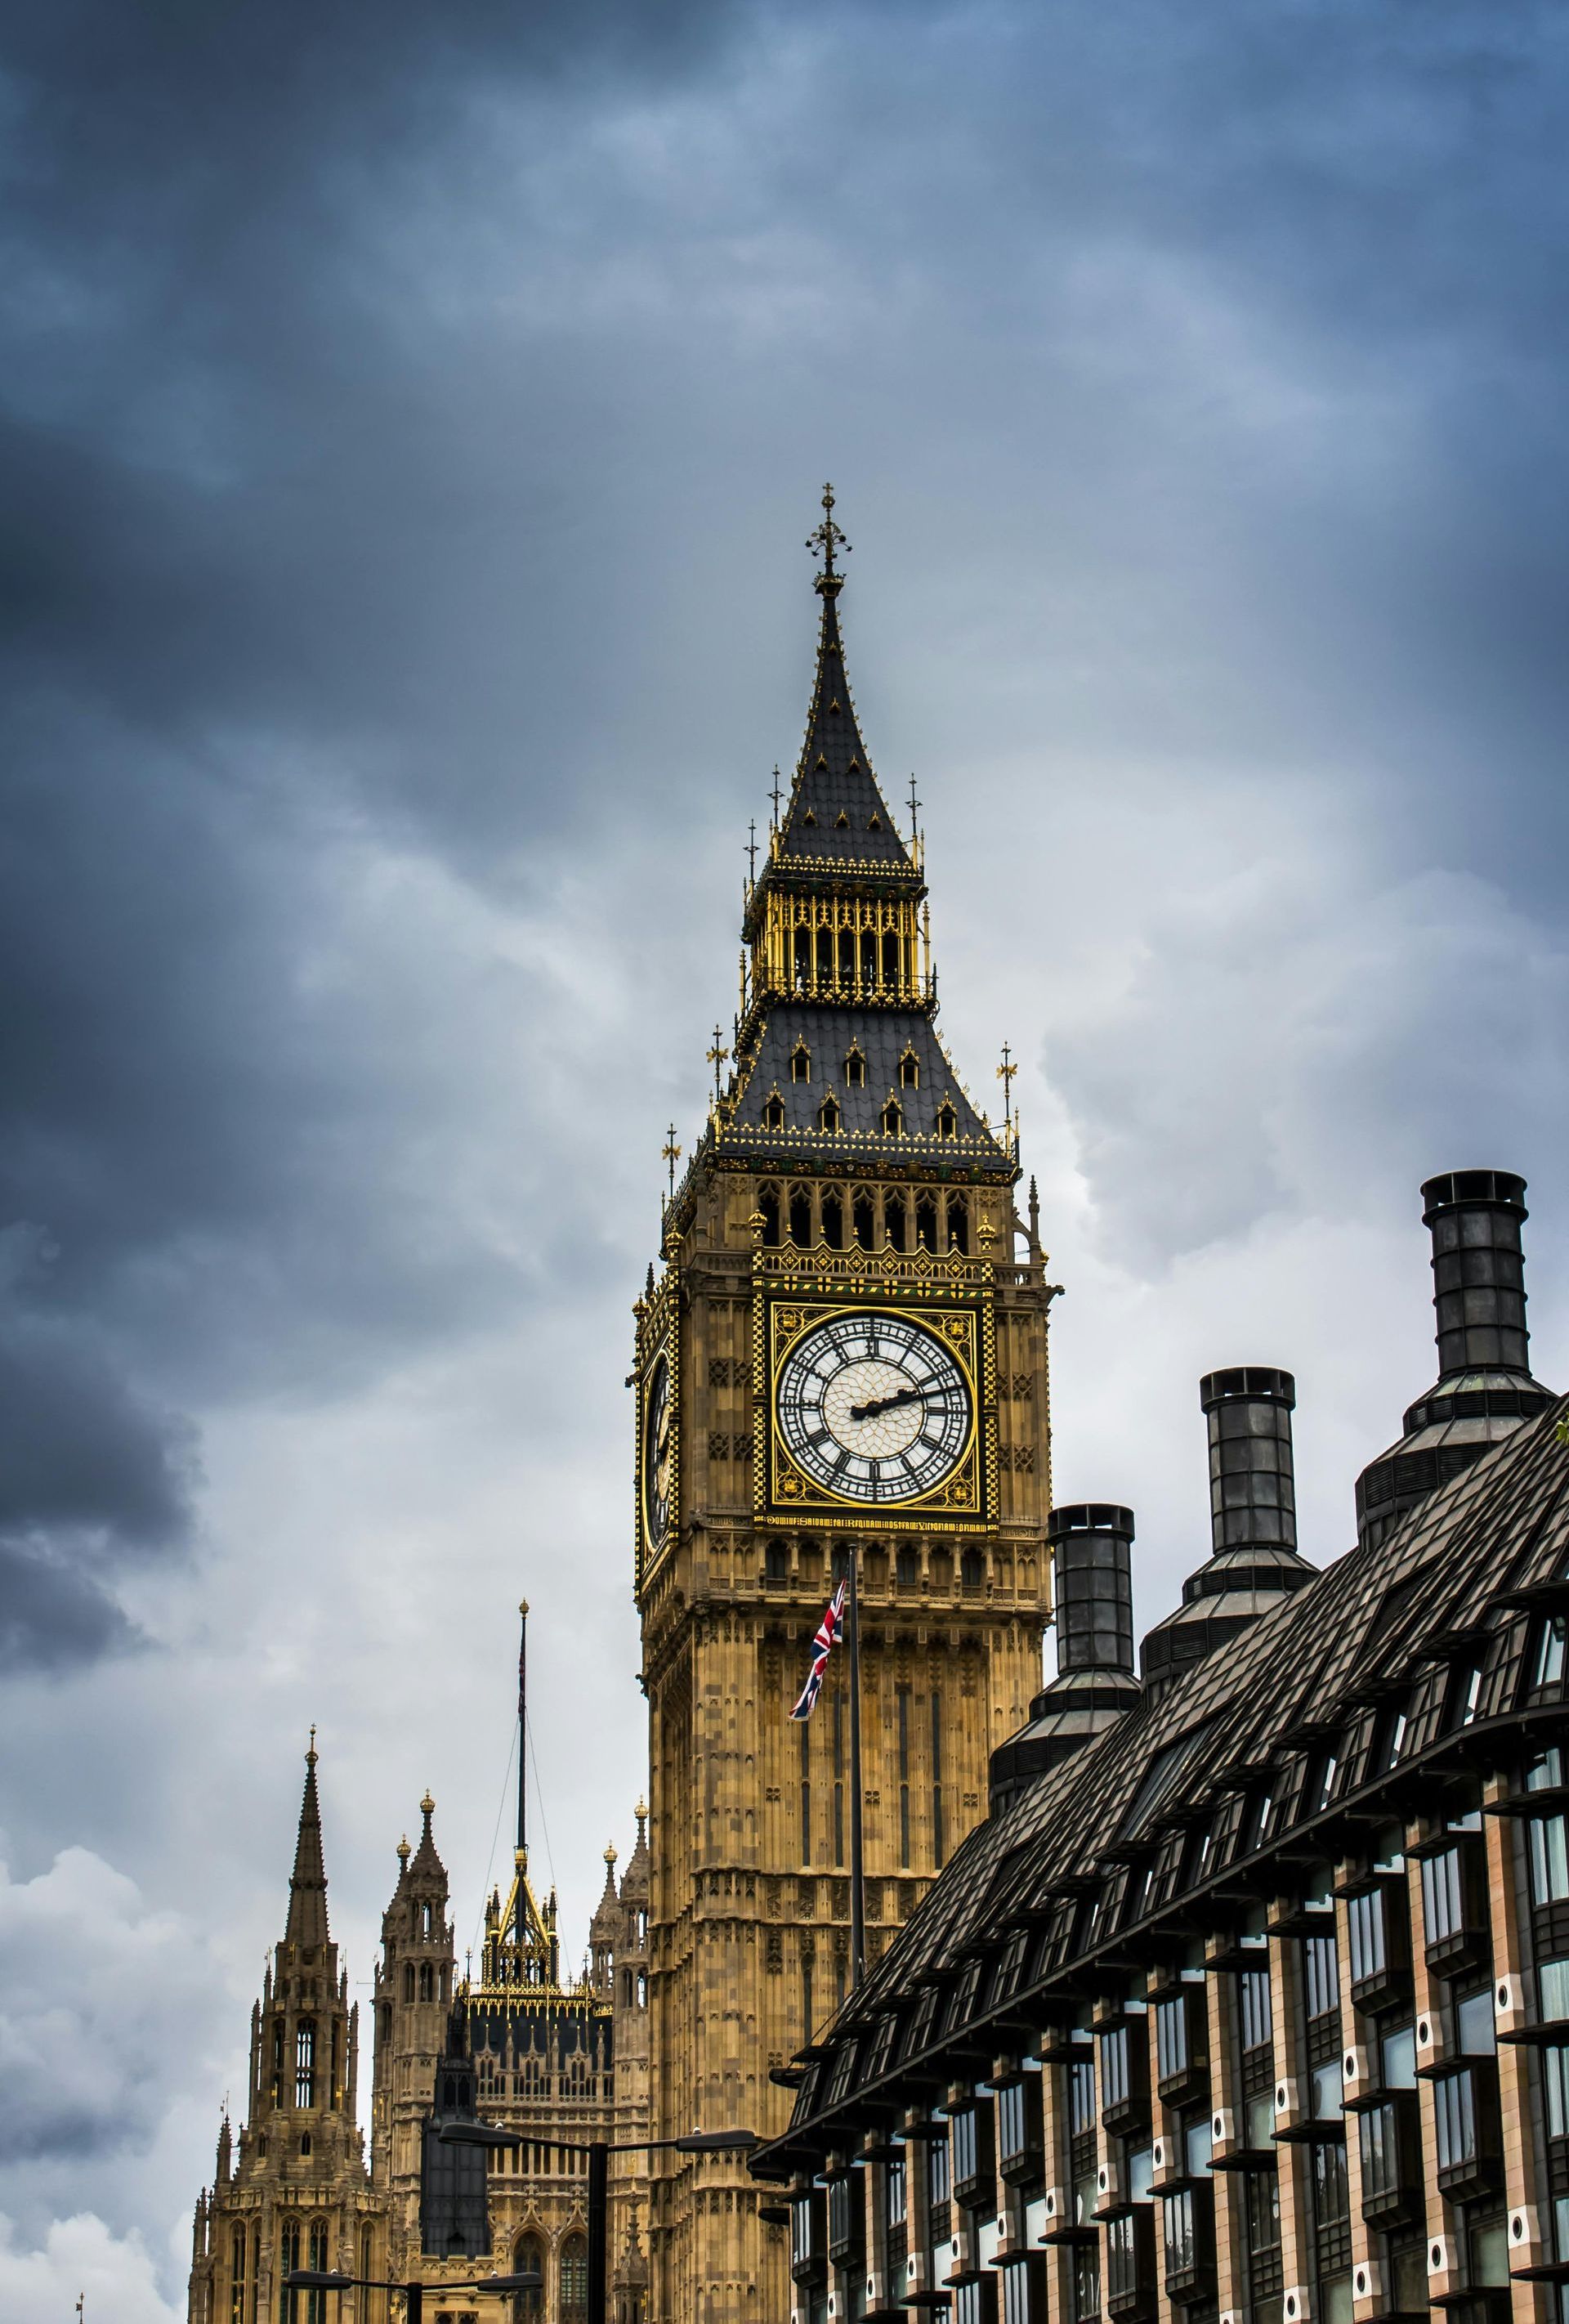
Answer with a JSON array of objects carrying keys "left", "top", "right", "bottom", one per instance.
[
  {"left": 284, "top": 1728, "right": 329, "bottom": 1950},
  {"left": 772, "top": 486, "right": 909, "bottom": 866}
]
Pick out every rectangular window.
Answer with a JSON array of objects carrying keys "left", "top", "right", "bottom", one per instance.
[
  {"left": 1544, "top": 1959, "right": 1569, "bottom": 2022},
  {"left": 999, "top": 2072, "right": 1050, "bottom": 2175},
  {"left": 1106, "top": 2215, "right": 1138, "bottom": 2303},
  {"left": 885, "top": 2157, "right": 907, "bottom": 2274},
  {"left": 1163, "top": 2188, "right": 1196, "bottom": 2278},
  {"left": 827, "top": 2174, "right": 860, "bottom": 2263},
  {"left": 953, "top": 2107, "right": 977, "bottom": 2189},
  {"left": 1456, "top": 1989, "right": 1495, "bottom": 2056},
  {"left": 928, "top": 2137, "right": 951, "bottom": 2250},
  {"left": 1073, "top": 2241, "right": 1102, "bottom": 2322},
  {"left": 1422, "top": 1848, "right": 1464, "bottom": 1941},
  {"left": 1536, "top": 1618, "right": 1567, "bottom": 1692},
  {"left": 1434, "top": 2071, "right": 1477, "bottom": 2171},
  {"left": 1100, "top": 2026, "right": 1129, "bottom": 2111},
  {"left": 1531, "top": 1816, "right": 1569, "bottom": 1905},
  {"left": 1545, "top": 2045, "right": 1569, "bottom": 2138},
  {"left": 1068, "top": 2059, "right": 1097, "bottom": 2139},
  {"left": 1347, "top": 1889, "right": 1387, "bottom": 1984},
  {"left": 1240, "top": 1969, "right": 1272, "bottom": 2053},
  {"left": 1156, "top": 1996, "right": 1188, "bottom": 2081},
  {"left": 1303, "top": 1936, "right": 1339, "bottom": 2021},
  {"left": 1359, "top": 2104, "right": 1398, "bottom": 2203}
]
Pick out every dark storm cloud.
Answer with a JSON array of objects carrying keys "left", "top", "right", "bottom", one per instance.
[{"left": 2, "top": 0, "right": 1569, "bottom": 1657}]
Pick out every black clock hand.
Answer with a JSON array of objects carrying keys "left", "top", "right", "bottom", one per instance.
[{"left": 850, "top": 1384, "right": 925, "bottom": 1422}]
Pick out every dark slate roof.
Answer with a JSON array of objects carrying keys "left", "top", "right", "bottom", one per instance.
[
  {"left": 765, "top": 1393, "right": 1569, "bottom": 2163},
  {"left": 776, "top": 587, "right": 912, "bottom": 871},
  {"left": 719, "top": 1005, "right": 1010, "bottom": 1170}
]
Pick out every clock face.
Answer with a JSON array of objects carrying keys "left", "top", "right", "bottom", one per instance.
[
  {"left": 775, "top": 1311, "right": 972, "bottom": 1505},
  {"left": 642, "top": 1350, "right": 673, "bottom": 1548}
]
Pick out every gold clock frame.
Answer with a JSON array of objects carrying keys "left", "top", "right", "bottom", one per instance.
[
  {"left": 757, "top": 1291, "right": 995, "bottom": 1529},
  {"left": 635, "top": 1290, "right": 679, "bottom": 1584}
]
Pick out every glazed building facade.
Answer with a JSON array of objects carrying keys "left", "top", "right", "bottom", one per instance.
[{"left": 759, "top": 1171, "right": 1569, "bottom": 2324}]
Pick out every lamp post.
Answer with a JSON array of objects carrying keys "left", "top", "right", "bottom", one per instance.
[
  {"left": 283, "top": 2270, "right": 542, "bottom": 2324},
  {"left": 438, "top": 2122, "right": 758, "bottom": 2324}
]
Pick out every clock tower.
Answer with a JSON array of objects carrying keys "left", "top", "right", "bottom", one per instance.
[{"left": 634, "top": 492, "right": 1055, "bottom": 2322}]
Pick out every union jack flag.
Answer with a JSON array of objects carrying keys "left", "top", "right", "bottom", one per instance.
[{"left": 789, "top": 1581, "right": 847, "bottom": 1721}]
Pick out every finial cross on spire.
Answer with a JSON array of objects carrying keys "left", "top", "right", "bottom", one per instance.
[
  {"left": 706, "top": 1024, "right": 730, "bottom": 1104},
  {"left": 996, "top": 1041, "right": 1018, "bottom": 1126},
  {"left": 661, "top": 1125, "right": 682, "bottom": 1202},
  {"left": 746, "top": 817, "right": 758, "bottom": 880},
  {"left": 807, "top": 481, "right": 851, "bottom": 587}
]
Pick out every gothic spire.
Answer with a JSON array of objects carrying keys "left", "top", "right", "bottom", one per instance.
[
  {"left": 284, "top": 1728, "right": 329, "bottom": 1950},
  {"left": 776, "top": 486, "right": 911, "bottom": 869}
]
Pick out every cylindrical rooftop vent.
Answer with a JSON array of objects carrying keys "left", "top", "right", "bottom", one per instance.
[
  {"left": 1047, "top": 1503, "right": 1135, "bottom": 1677},
  {"left": 1421, "top": 1169, "right": 1531, "bottom": 1381},
  {"left": 1199, "top": 1365, "right": 1296, "bottom": 1558}
]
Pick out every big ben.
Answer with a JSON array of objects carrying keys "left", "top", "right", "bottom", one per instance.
[{"left": 634, "top": 491, "right": 1055, "bottom": 2322}]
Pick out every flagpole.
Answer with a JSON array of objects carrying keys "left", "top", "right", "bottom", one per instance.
[
  {"left": 516, "top": 1600, "right": 529, "bottom": 1860},
  {"left": 847, "top": 1541, "right": 865, "bottom": 1989}
]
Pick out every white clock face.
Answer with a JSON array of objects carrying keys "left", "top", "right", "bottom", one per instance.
[{"left": 775, "top": 1311, "right": 972, "bottom": 1504}]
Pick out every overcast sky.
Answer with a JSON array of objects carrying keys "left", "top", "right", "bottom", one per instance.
[{"left": 5, "top": 0, "right": 1569, "bottom": 2308}]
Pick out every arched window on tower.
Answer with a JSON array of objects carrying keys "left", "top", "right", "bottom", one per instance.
[
  {"left": 821, "top": 1189, "right": 844, "bottom": 1248},
  {"left": 946, "top": 1194, "right": 969, "bottom": 1254},
  {"left": 513, "top": 2235, "right": 544, "bottom": 2322},
  {"left": 295, "top": 2022, "right": 315, "bottom": 2108},
  {"left": 421, "top": 1901, "right": 432, "bottom": 1937},
  {"left": 790, "top": 1044, "right": 811, "bottom": 1083},
  {"left": 819, "top": 1095, "right": 841, "bottom": 1135},
  {"left": 561, "top": 2234, "right": 589, "bottom": 2322},
  {"left": 764, "top": 1539, "right": 789, "bottom": 1583},
  {"left": 860, "top": 929, "right": 878, "bottom": 986},
  {"left": 789, "top": 1188, "right": 812, "bottom": 1247},
  {"left": 936, "top": 1102, "right": 957, "bottom": 1140},
  {"left": 360, "top": 2226, "right": 374, "bottom": 2324},
  {"left": 962, "top": 1548, "right": 985, "bottom": 1595},
  {"left": 852, "top": 1189, "right": 875, "bottom": 1250},
  {"left": 915, "top": 1196, "right": 939, "bottom": 1253},
  {"left": 896, "top": 1544, "right": 919, "bottom": 1587},
  {"left": 379, "top": 2003, "right": 391, "bottom": 2049},
  {"left": 763, "top": 1092, "right": 785, "bottom": 1132},
  {"left": 793, "top": 926, "right": 811, "bottom": 991},
  {"left": 881, "top": 1099, "right": 903, "bottom": 1137},
  {"left": 304, "top": 2222, "right": 328, "bottom": 2324},
  {"left": 838, "top": 927, "right": 856, "bottom": 983},
  {"left": 845, "top": 1046, "right": 866, "bottom": 1087},
  {"left": 402, "top": 1964, "right": 415, "bottom": 2005},
  {"left": 418, "top": 1962, "right": 434, "bottom": 2003},
  {"left": 230, "top": 2227, "right": 247, "bottom": 2324},
  {"left": 886, "top": 1193, "right": 910, "bottom": 1252},
  {"left": 816, "top": 928, "right": 834, "bottom": 983},
  {"left": 279, "top": 2223, "right": 302, "bottom": 2324},
  {"left": 758, "top": 1184, "right": 781, "bottom": 1245},
  {"left": 882, "top": 929, "right": 901, "bottom": 985}
]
